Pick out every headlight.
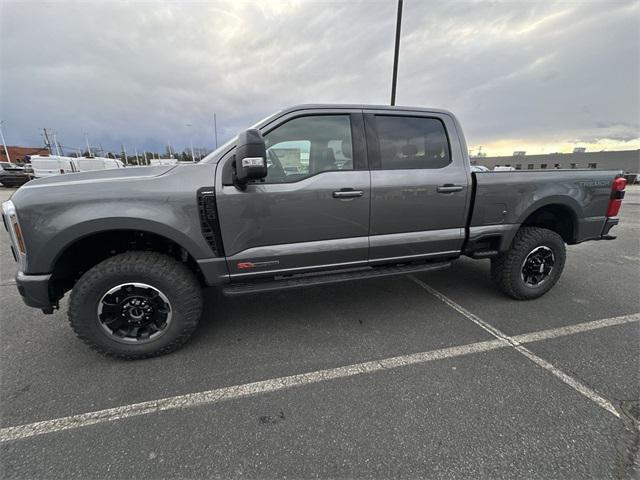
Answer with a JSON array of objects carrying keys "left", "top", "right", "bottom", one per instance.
[{"left": 2, "top": 200, "right": 27, "bottom": 271}]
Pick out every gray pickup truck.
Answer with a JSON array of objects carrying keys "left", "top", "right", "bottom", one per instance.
[{"left": 2, "top": 105, "right": 627, "bottom": 359}]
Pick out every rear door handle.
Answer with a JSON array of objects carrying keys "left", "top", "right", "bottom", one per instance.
[
  {"left": 333, "top": 189, "right": 364, "bottom": 199},
  {"left": 437, "top": 184, "right": 463, "bottom": 193}
]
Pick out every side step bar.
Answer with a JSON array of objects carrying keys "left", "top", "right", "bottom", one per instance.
[
  {"left": 222, "top": 261, "right": 451, "bottom": 296},
  {"left": 469, "top": 249, "right": 498, "bottom": 259}
]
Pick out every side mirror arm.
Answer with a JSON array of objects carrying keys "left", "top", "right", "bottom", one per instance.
[{"left": 232, "top": 156, "right": 248, "bottom": 191}]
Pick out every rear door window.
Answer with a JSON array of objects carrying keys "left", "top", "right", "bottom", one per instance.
[{"left": 374, "top": 115, "right": 451, "bottom": 170}]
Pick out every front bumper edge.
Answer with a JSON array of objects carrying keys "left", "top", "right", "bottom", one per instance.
[{"left": 15, "top": 271, "right": 56, "bottom": 313}]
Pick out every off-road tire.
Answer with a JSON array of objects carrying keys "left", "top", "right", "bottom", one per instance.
[
  {"left": 491, "top": 227, "right": 566, "bottom": 300},
  {"left": 69, "top": 251, "right": 203, "bottom": 359}
]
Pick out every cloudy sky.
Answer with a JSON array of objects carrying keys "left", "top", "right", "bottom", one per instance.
[{"left": 1, "top": 0, "right": 639, "bottom": 157}]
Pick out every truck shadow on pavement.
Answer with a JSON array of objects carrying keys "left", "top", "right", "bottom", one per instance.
[{"left": 189, "top": 257, "right": 499, "bottom": 350}]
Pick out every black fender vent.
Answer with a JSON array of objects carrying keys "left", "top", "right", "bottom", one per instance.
[{"left": 197, "top": 187, "right": 224, "bottom": 256}]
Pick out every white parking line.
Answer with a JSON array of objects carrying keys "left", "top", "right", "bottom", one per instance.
[
  {"left": 0, "top": 339, "right": 505, "bottom": 442},
  {"left": 1, "top": 310, "right": 637, "bottom": 443},
  {"left": 513, "top": 313, "right": 640, "bottom": 343},
  {"left": 409, "top": 275, "right": 635, "bottom": 419}
]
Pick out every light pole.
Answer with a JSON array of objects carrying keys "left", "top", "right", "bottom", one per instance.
[
  {"left": 0, "top": 121, "right": 11, "bottom": 163},
  {"left": 213, "top": 113, "right": 218, "bottom": 149},
  {"left": 185, "top": 123, "right": 195, "bottom": 162},
  {"left": 390, "top": 0, "right": 403, "bottom": 106}
]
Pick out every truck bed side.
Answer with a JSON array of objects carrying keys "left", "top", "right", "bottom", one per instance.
[{"left": 466, "top": 169, "right": 621, "bottom": 254}]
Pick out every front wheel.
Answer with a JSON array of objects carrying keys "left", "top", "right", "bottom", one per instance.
[
  {"left": 69, "top": 251, "right": 203, "bottom": 359},
  {"left": 491, "top": 227, "right": 566, "bottom": 300}
]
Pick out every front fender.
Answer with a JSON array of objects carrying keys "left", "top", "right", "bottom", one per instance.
[{"left": 43, "top": 217, "right": 208, "bottom": 273}]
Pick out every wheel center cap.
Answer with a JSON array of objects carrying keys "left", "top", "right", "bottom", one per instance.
[{"left": 129, "top": 307, "right": 144, "bottom": 320}]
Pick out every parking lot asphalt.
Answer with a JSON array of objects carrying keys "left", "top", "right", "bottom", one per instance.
[{"left": 1, "top": 185, "right": 639, "bottom": 479}]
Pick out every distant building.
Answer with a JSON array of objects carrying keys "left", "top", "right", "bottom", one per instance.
[
  {"left": 0, "top": 145, "right": 50, "bottom": 164},
  {"left": 476, "top": 149, "right": 639, "bottom": 173},
  {"left": 513, "top": 151, "right": 527, "bottom": 157},
  {"left": 573, "top": 147, "right": 586, "bottom": 153}
]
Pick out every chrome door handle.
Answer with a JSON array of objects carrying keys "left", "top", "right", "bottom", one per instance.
[
  {"left": 437, "top": 184, "right": 463, "bottom": 193},
  {"left": 333, "top": 189, "right": 364, "bottom": 199}
]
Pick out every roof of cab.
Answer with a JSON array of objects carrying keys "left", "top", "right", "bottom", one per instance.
[{"left": 278, "top": 103, "right": 454, "bottom": 116}]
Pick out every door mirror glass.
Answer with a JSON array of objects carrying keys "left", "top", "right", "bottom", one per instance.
[{"left": 235, "top": 129, "right": 267, "bottom": 187}]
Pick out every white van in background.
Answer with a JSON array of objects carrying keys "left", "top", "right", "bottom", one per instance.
[
  {"left": 29, "top": 155, "right": 78, "bottom": 177},
  {"left": 75, "top": 157, "right": 125, "bottom": 171},
  {"left": 148, "top": 158, "right": 179, "bottom": 166},
  {"left": 29, "top": 155, "right": 125, "bottom": 178}
]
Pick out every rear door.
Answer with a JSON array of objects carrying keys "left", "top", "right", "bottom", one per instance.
[
  {"left": 216, "top": 110, "right": 371, "bottom": 279},
  {"left": 364, "top": 110, "right": 470, "bottom": 263}
]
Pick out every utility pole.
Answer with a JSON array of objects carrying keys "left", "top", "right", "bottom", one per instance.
[
  {"left": 0, "top": 121, "right": 11, "bottom": 163},
  {"left": 185, "top": 123, "right": 195, "bottom": 162},
  {"left": 52, "top": 133, "right": 62, "bottom": 156},
  {"left": 42, "top": 128, "right": 53, "bottom": 152},
  {"left": 213, "top": 113, "right": 218, "bottom": 149},
  {"left": 84, "top": 133, "right": 93, "bottom": 157},
  {"left": 143, "top": 151, "right": 148, "bottom": 164},
  {"left": 121, "top": 144, "right": 128, "bottom": 165},
  {"left": 56, "top": 137, "right": 63, "bottom": 156},
  {"left": 390, "top": 0, "right": 403, "bottom": 106},
  {"left": 134, "top": 147, "right": 140, "bottom": 165},
  {"left": 167, "top": 141, "right": 173, "bottom": 159}
]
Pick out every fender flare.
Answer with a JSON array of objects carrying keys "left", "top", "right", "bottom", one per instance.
[{"left": 38, "top": 217, "right": 208, "bottom": 274}]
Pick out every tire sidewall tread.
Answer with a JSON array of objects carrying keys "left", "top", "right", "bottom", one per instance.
[
  {"left": 68, "top": 251, "right": 203, "bottom": 359},
  {"left": 491, "top": 227, "right": 566, "bottom": 300}
]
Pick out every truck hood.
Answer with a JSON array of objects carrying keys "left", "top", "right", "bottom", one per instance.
[{"left": 22, "top": 165, "right": 175, "bottom": 189}]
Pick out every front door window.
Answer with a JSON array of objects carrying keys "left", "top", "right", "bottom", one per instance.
[{"left": 264, "top": 115, "right": 353, "bottom": 183}]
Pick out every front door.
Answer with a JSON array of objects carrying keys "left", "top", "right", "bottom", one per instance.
[
  {"left": 365, "top": 111, "right": 470, "bottom": 263},
  {"left": 216, "top": 112, "right": 370, "bottom": 279}
]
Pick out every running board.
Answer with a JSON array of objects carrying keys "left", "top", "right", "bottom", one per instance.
[{"left": 222, "top": 261, "right": 451, "bottom": 296}]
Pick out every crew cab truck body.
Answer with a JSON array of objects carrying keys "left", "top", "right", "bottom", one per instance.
[{"left": 2, "top": 105, "right": 626, "bottom": 359}]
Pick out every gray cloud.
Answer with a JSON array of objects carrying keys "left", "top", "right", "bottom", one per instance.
[{"left": 1, "top": 0, "right": 638, "bottom": 155}]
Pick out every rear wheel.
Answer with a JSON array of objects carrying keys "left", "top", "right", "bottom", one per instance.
[
  {"left": 69, "top": 251, "right": 203, "bottom": 359},
  {"left": 491, "top": 227, "right": 566, "bottom": 300}
]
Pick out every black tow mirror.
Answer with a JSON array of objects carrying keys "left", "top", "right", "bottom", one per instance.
[{"left": 234, "top": 129, "right": 267, "bottom": 188}]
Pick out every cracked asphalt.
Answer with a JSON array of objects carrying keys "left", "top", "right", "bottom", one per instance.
[{"left": 1, "top": 185, "right": 638, "bottom": 479}]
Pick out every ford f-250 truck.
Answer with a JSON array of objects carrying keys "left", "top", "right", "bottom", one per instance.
[{"left": 2, "top": 105, "right": 627, "bottom": 359}]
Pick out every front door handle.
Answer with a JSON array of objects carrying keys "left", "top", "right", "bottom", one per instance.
[
  {"left": 333, "top": 189, "right": 364, "bottom": 199},
  {"left": 437, "top": 184, "right": 463, "bottom": 193}
]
